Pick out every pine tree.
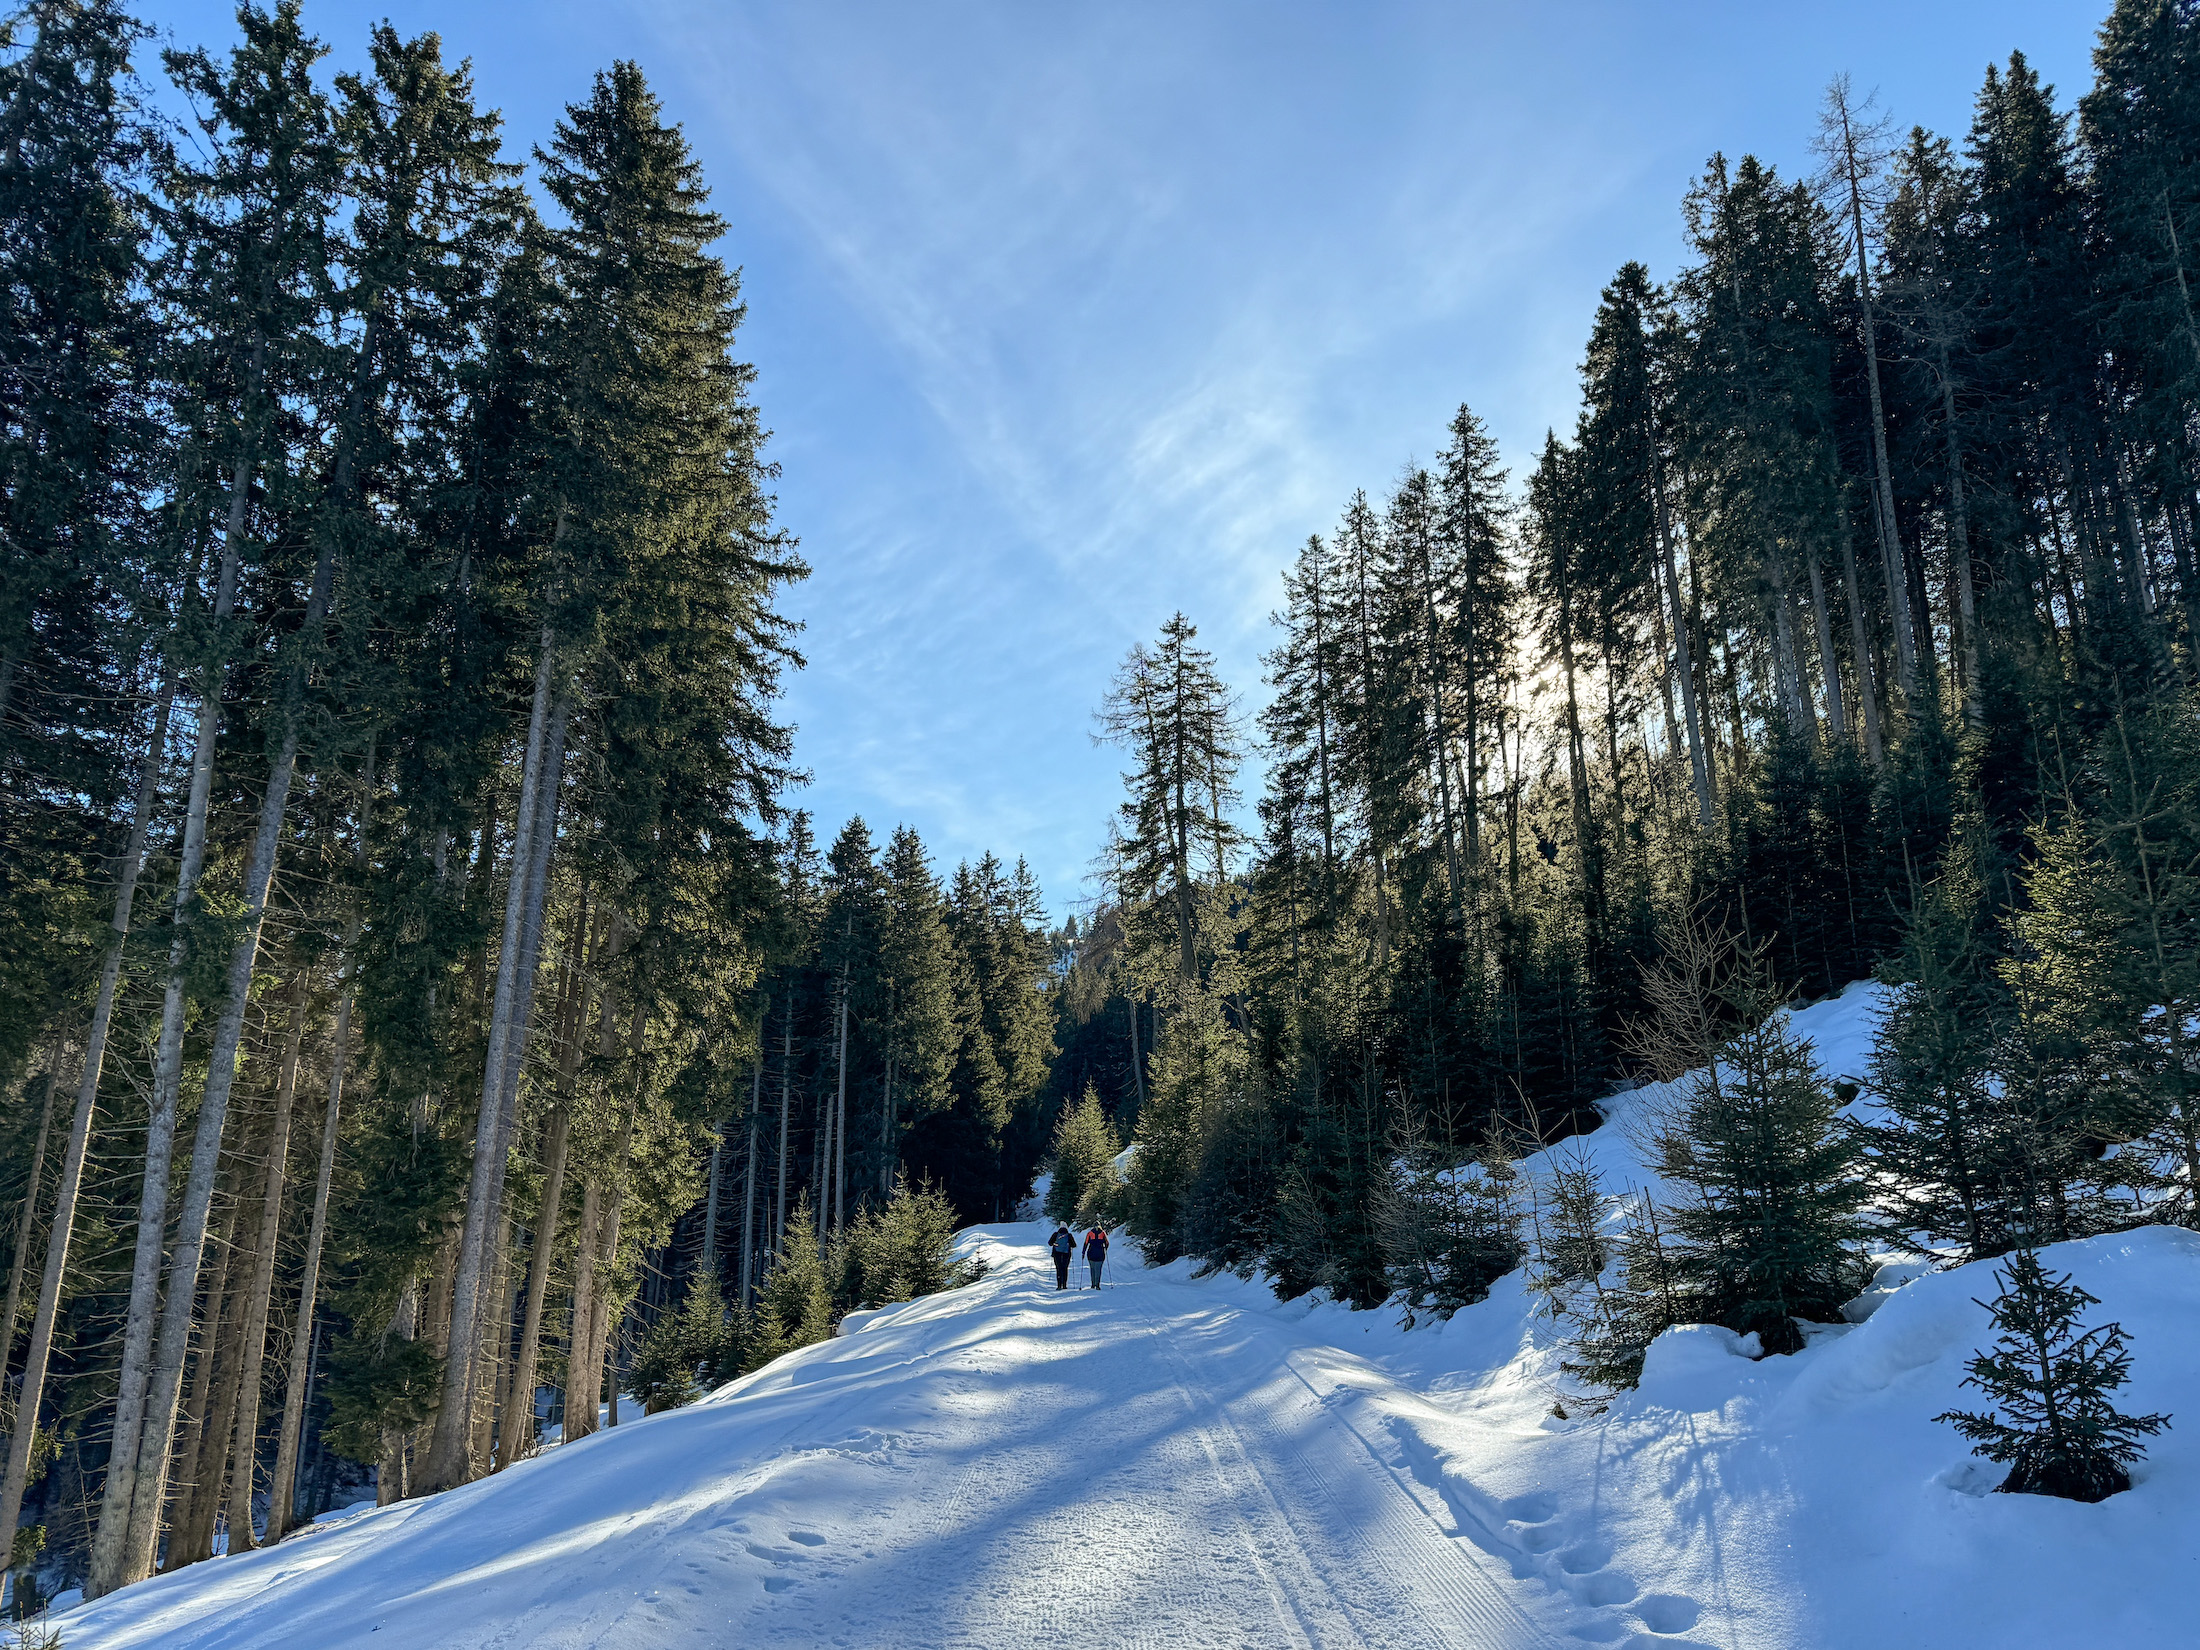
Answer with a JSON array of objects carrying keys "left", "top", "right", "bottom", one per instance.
[{"left": 1936, "top": 1248, "right": 2170, "bottom": 1502}]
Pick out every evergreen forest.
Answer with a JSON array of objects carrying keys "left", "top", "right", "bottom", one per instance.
[{"left": 3, "top": 0, "right": 2199, "bottom": 1607}]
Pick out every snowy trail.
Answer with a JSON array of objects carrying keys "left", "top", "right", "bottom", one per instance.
[{"left": 60, "top": 1228, "right": 1560, "bottom": 1650}]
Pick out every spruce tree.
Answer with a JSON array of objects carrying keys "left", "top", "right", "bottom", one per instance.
[
  {"left": 1645, "top": 942, "right": 1870, "bottom": 1352},
  {"left": 1863, "top": 828, "right": 2023, "bottom": 1257},
  {"left": 1937, "top": 1249, "right": 2170, "bottom": 1502},
  {"left": 876, "top": 826, "right": 955, "bottom": 1192},
  {"left": 1045, "top": 1081, "right": 1122, "bottom": 1227},
  {"left": 1568, "top": 1190, "right": 1686, "bottom": 1391},
  {"left": 755, "top": 1198, "right": 833, "bottom": 1360},
  {"left": 1380, "top": 1123, "right": 1522, "bottom": 1324}
]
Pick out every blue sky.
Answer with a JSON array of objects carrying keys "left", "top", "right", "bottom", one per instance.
[{"left": 157, "top": 0, "right": 2103, "bottom": 917}]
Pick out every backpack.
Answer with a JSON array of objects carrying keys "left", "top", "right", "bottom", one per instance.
[{"left": 1049, "top": 1228, "right": 1073, "bottom": 1256}]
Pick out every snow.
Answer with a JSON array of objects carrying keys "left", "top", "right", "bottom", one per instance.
[{"left": 49, "top": 981, "right": 2200, "bottom": 1649}]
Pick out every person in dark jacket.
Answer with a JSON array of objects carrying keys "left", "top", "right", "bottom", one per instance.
[
  {"left": 1047, "top": 1222, "right": 1075, "bottom": 1289},
  {"left": 1083, "top": 1227, "right": 1110, "bottom": 1289}
]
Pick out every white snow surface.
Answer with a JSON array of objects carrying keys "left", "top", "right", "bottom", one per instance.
[{"left": 56, "top": 982, "right": 2200, "bottom": 1649}]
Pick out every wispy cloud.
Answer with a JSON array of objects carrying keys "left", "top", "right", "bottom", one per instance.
[{"left": 618, "top": 0, "right": 2101, "bottom": 907}]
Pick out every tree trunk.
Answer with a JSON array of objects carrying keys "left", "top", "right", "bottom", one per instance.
[
  {"left": 0, "top": 1060, "right": 59, "bottom": 1401},
  {"left": 561, "top": 1178, "right": 604, "bottom": 1443},
  {"left": 1937, "top": 344, "right": 1981, "bottom": 723},
  {"left": 1834, "top": 96, "right": 1920, "bottom": 704},
  {"left": 471, "top": 1219, "right": 513, "bottom": 1471},
  {"left": 376, "top": 1284, "right": 417, "bottom": 1506},
  {"left": 832, "top": 991, "right": 849, "bottom": 1233},
  {"left": 106, "top": 440, "right": 351, "bottom": 1587},
  {"left": 467, "top": 700, "right": 570, "bottom": 1469},
  {"left": 497, "top": 903, "right": 589, "bottom": 1474},
  {"left": 775, "top": 999, "right": 793, "bottom": 1247},
  {"left": 496, "top": 1104, "right": 567, "bottom": 1473},
  {"left": 165, "top": 1173, "right": 243, "bottom": 1570},
  {"left": 0, "top": 674, "right": 173, "bottom": 1581},
  {"left": 423, "top": 639, "right": 559, "bottom": 1494},
  {"left": 739, "top": 1044, "right": 762, "bottom": 1307},
  {"left": 1836, "top": 516, "right": 1886, "bottom": 765},
  {"left": 586, "top": 1159, "right": 631, "bottom": 1426},
  {"left": 1650, "top": 446, "right": 1714, "bottom": 826},
  {"left": 878, "top": 1055, "right": 894, "bottom": 1198},
  {"left": 1805, "top": 551, "right": 1849, "bottom": 742},
  {"left": 262, "top": 948, "right": 356, "bottom": 1544},
  {"left": 87, "top": 437, "right": 254, "bottom": 1600},
  {"left": 113, "top": 715, "right": 301, "bottom": 1587},
  {"left": 1642, "top": 560, "right": 1687, "bottom": 802},
  {"left": 701, "top": 1137, "right": 722, "bottom": 1282},
  {"left": 1416, "top": 543, "right": 1465, "bottom": 926},
  {"left": 223, "top": 972, "right": 310, "bottom": 1553}
]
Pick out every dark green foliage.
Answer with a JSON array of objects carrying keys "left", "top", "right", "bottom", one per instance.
[
  {"left": 1566, "top": 1191, "right": 1688, "bottom": 1390},
  {"left": 1380, "top": 1127, "right": 1524, "bottom": 1324},
  {"left": 835, "top": 1177, "right": 979, "bottom": 1311},
  {"left": 1863, "top": 830, "right": 2027, "bottom": 1256},
  {"left": 1642, "top": 942, "right": 1871, "bottom": 1353},
  {"left": 753, "top": 1199, "right": 833, "bottom": 1361},
  {"left": 322, "top": 1329, "right": 441, "bottom": 1467},
  {"left": 1044, "top": 1082, "right": 1122, "bottom": 1228},
  {"left": 633, "top": 1270, "right": 727, "bottom": 1412},
  {"left": 1176, "top": 1086, "right": 1282, "bottom": 1277},
  {"left": 1525, "top": 1148, "right": 1609, "bottom": 1311},
  {"left": 1936, "top": 1249, "right": 2170, "bottom": 1501}
]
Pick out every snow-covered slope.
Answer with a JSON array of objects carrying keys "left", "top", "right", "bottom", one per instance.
[
  {"left": 1129, "top": 982, "right": 2200, "bottom": 1649},
  {"left": 54, "top": 982, "right": 2200, "bottom": 1649}
]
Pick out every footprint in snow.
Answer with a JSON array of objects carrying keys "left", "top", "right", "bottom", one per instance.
[{"left": 1632, "top": 1594, "right": 1702, "bottom": 1636}]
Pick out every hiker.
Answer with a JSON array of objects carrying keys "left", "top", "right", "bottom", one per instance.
[
  {"left": 1083, "top": 1225, "right": 1110, "bottom": 1290},
  {"left": 1048, "top": 1221, "right": 1075, "bottom": 1289}
]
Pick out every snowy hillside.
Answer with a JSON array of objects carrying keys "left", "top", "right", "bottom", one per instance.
[{"left": 52, "top": 984, "right": 2200, "bottom": 1650}]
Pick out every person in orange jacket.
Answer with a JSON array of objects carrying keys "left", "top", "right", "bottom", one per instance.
[{"left": 1082, "top": 1226, "right": 1110, "bottom": 1289}]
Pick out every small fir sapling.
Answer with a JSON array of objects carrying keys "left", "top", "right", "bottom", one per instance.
[
  {"left": 1527, "top": 1148, "right": 1609, "bottom": 1312},
  {"left": 1936, "top": 1249, "right": 2170, "bottom": 1502}
]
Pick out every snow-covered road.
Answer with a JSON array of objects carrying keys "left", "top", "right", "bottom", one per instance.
[{"left": 60, "top": 1227, "right": 1560, "bottom": 1650}]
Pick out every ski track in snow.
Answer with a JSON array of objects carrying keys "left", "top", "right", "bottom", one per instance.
[{"left": 56, "top": 1232, "right": 1566, "bottom": 1650}]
